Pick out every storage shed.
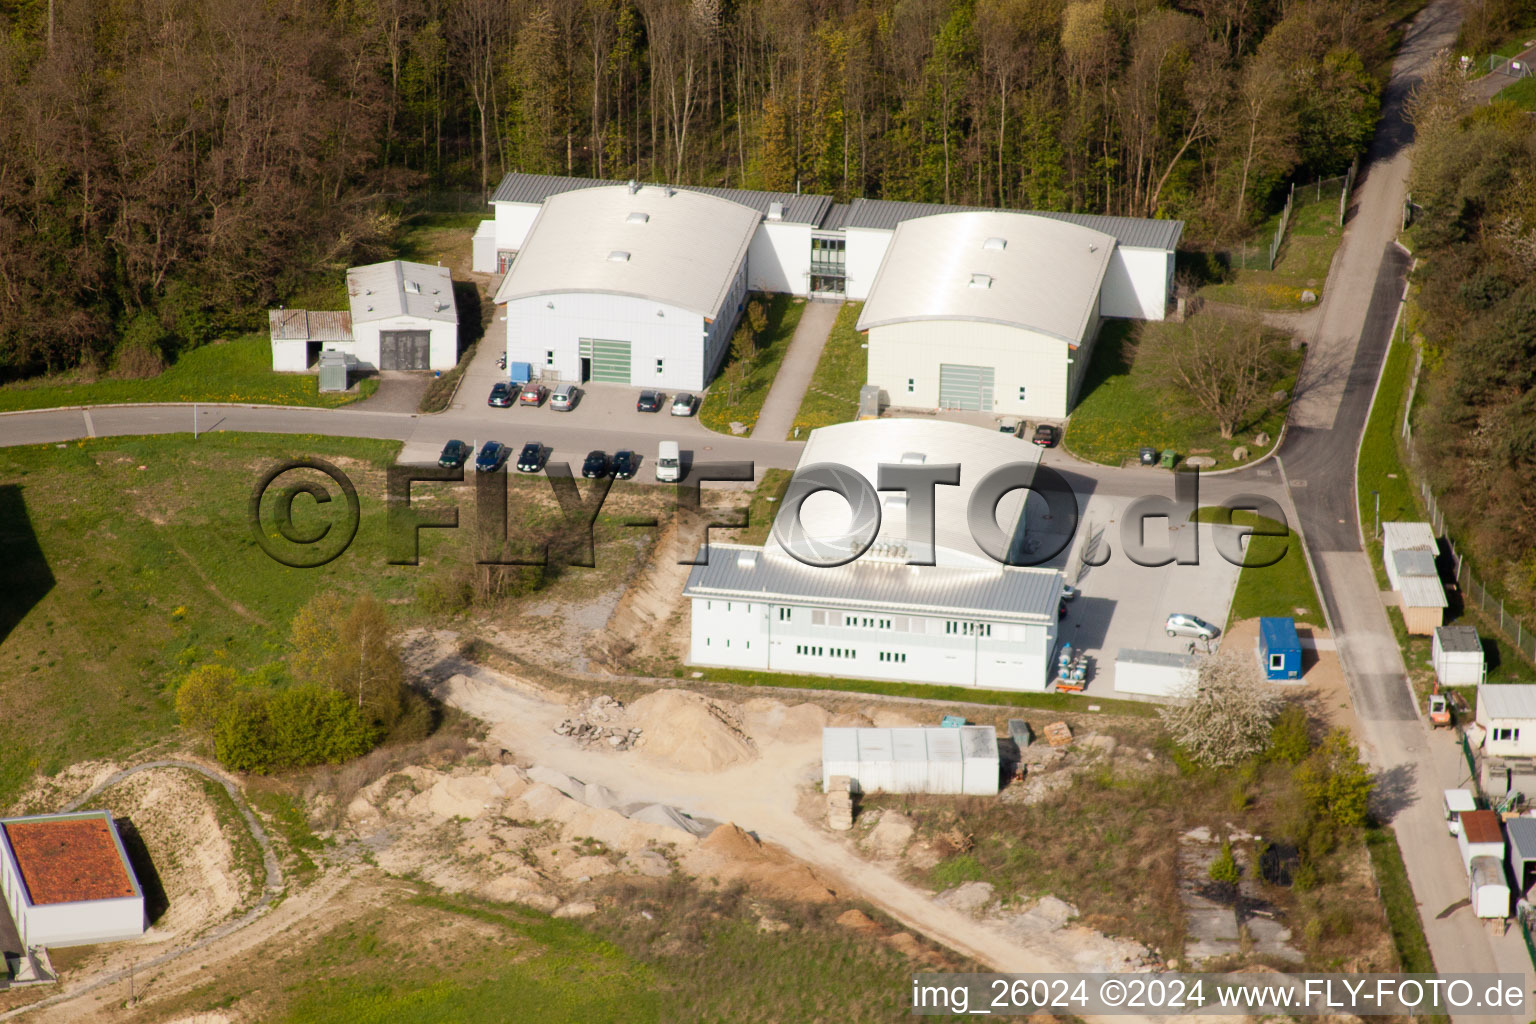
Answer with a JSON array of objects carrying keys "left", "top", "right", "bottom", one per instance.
[
  {"left": 1506, "top": 817, "right": 1536, "bottom": 896},
  {"left": 1444, "top": 788, "right": 1477, "bottom": 835},
  {"left": 959, "top": 726, "right": 1001, "bottom": 796},
  {"left": 0, "top": 811, "right": 146, "bottom": 949},
  {"left": 820, "top": 727, "right": 999, "bottom": 796},
  {"left": 1381, "top": 522, "right": 1446, "bottom": 635},
  {"left": 1259, "top": 617, "right": 1303, "bottom": 681},
  {"left": 1433, "top": 626, "right": 1486, "bottom": 686},
  {"left": 1457, "top": 809, "right": 1505, "bottom": 874},
  {"left": 1470, "top": 856, "right": 1511, "bottom": 919},
  {"left": 1113, "top": 649, "right": 1199, "bottom": 698}
]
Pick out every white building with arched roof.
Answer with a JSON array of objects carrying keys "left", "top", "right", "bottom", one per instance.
[
  {"left": 683, "top": 419, "right": 1065, "bottom": 691},
  {"left": 858, "top": 211, "right": 1116, "bottom": 420}
]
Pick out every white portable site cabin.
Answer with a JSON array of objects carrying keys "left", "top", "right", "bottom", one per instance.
[
  {"left": 1475, "top": 684, "right": 1536, "bottom": 759},
  {"left": 1433, "top": 626, "right": 1486, "bottom": 686},
  {"left": 820, "top": 727, "right": 1000, "bottom": 796},
  {"left": 1444, "top": 788, "right": 1477, "bottom": 835},
  {"left": 1113, "top": 649, "right": 1199, "bottom": 699},
  {"left": 1470, "top": 856, "right": 1511, "bottom": 919},
  {"left": 1458, "top": 810, "right": 1505, "bottom": 875}
]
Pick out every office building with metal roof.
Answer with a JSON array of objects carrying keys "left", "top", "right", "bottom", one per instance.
[
  {"left": 683, "top": 420, "right": 1065, "bottom": 691},
  {"left": 857, "top": 211, "right": 1116, "bottom": 419},
  {"left": 493, "top": 184, "right": 758, "bottom": 389},
  {"left": 478, "top": 171, "right": 1180, "bottom": 321}
]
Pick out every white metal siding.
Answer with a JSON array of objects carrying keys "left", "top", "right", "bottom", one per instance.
[
  {"left": 472, "top": 220, "right": 498, "bottom": 273},
  {"left": 1114, "top": 653, "right": 1199, "bottom": 697},
  {"left": 821, "top": 728, "right": 862, "bottom": 791},
  {"left": 347, "top": 315, "right": 458, "bottom": 372},
  {"left": 506, "top": 292, "right": 708, "bottom": 389},
  {"left": 748, "top": 221, "right": 812, "bottom": 295},
  {"left": 844, "top": 227, "right": 893, "bottom": 301},
  {"left": 688, "top": 597, "right": 769, "bottom": 668},
  {"left": 1100, "top": 246, "right": 1173, "bottom": 320},
  {"left": 271, "top": 339, "right": 309, "bottom": 372},
  {"left": 868, "top": 319, "right": 1076, "bottom": 418},
  {"left": 925, "top": 728, "right": 964, "bottom": 793},
  {"left": 494, "top": 201, "right": 542, "bottom": 252},
  {"left": 960, "top": 726, "right": 1001, "bottom": 795},
  {"left": 23, "top": 896, "right": 146, "bottom": 947},
  {"left": 1433, "top": 646, "right": 1485, "bottom": 686},
  {"left": 856, "top": 730, "right": 895, "bottom": 793}
]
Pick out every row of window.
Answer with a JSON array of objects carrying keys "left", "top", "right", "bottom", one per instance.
[
  {"left": 544, "top": 349, "right": 665, "bottom": 375},
  {"left": 703, "top": 638, "right": 750, "bottom": 649},
  {"left": 878, "top": 651, "right": 908, "bottom": 663},
  {"left": 1495, "top": 727, "right": 1521, "bottom": 742},
  {"left": 944, "top": 621, "right": 993, "bottom": 637}
]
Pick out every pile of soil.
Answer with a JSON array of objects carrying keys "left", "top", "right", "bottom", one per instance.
[
  {"left": 686, "top": 824, "right": 837, "bottom": 904},
  {"left": 626, "top": 690, "right": 758, "bottom": 772},
  {"left": 742, "top": 699, "right": 831, "bottom": 745}
]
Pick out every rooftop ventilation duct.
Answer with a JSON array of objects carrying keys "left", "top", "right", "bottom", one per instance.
[
  {"left": 405, "top": 279, "right": 422, "bottom": 294},
  {"left": 737, "top": 550, "right": 759, "bottom": 569},
  {"left": 627, "top": 179, "right": 640, "bottom": 194},
  {"left": 983, "top": 237, "right": 1007, "bottom": 251},
  {"left": 608, "top": 251, "right": 631, "bottom": 262},
  {"left": 626, "top": 212, "right": 650, "bottom": 224},
  {"left": 969, "top": 273, "right": 993, "bottom": 289},
  {"left": 767, "top": 201, "right": 785, "bottom": 222}
]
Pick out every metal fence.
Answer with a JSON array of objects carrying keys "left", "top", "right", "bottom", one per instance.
[
  {"left": 1219, "top": 164, "right": 1357, "bottom": 272},
  {"left": 398, "top": 190, "right": 489, "bottom": 215},
  {"left": 1487, "top": 54, "right": 1535, "bottom": 79}
]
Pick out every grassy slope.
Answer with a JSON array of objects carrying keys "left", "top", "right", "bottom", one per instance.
[
  {"left": 699, "top": 295, "right": 807, "bottom": 435},
  {"left": 0, "top": 335, "right": 379, "bottom": 411},
  {"left": 1356, "top": 337, "right": 1420, "bottom": 589},
  {"left": 1064, "top": 320, "right": 1297, "bottom": 467},
  {"left": 1494, "top": 75, "right": 1536, "bottom": 109},
  {"left": 788, "top": 302, "right": 865, "bottom": 439},
  {"left": 1191, "top": 508, "right": 1324, "bottom": 627},
  {"left": 1365, "top": 826, "right": 1437, "bottom": 973},
  {"left": 1197, "top": 190, "right": 1347, "bottom": 311}
]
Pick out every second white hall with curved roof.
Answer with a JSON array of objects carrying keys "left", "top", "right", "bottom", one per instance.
[
  {"left": 857, "top": 211, "right": 1117, "bottom": 420},
  {"left": 493, "top": 184, "right": 759, "bottom": 390}
]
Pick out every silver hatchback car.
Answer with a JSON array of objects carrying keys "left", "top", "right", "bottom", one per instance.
[{"left": 1165, "top": 613, "right": 1219, "bottom": 640}]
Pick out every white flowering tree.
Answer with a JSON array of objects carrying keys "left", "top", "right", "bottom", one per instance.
[{"left": 1159, "top": 655, "right": 1284, "bottom": 767}]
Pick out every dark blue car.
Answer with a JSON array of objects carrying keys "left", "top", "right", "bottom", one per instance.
[{"left": 474, "top": 441, "right": 508, "bottom": 472}]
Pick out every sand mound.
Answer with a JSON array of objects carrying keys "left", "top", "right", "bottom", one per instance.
[
  {"left": 626, "top": 689, "right": 757, "bottom": 772},
  {"left": 688, "top": 824, "right": 837, "bottom": 903},
  {"left": 829, "top": 711, "right": 874, "bottom": 728},
  {"left": 870, "top": 708, "right": 923, "bottom": 728},
  {"left": 743, "top": 700, "right": 831, "bottom": 745}
]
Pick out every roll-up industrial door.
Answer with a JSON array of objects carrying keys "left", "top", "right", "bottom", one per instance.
[
  {"left": 380, "top": 331, "right": 431, "bottom": 370},
  {"left": 579, "top": 338, "right": 632, "bottom": 383},
  {"left": 938, "top": 363, "right": 994, "bottom": 411}
]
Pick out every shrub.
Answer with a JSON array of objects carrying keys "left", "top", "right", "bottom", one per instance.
[
  {"left": 1294, "top": 729, "right": 1374, "bottom": 832},
  {"left": 212, "top": 685, "right": 376, "bottom": 774},
  {"left": 1208, "top": 841, "right": 1240, "bottom": 885},
  {"left": 1159, "top": 656, "right": 1284, "bottom": 767},
  {"left": 1267, "top": 704, "right": 1313, "bottom": 765},
  {"left": 175, "top": 664, "right": 238, "bottom": 734}
]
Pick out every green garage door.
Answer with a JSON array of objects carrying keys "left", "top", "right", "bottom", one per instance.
[
  {"left": 380, "top": 330, "right": 431, "bottom": 370},
  {"left": 579, "top": 338, "right": 632, "bottom": 383},
  {"left": 938, "top": 363, "right": 995, "bottom": 411}
]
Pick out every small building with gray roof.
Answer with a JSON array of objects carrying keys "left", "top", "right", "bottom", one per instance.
[
  {"left": 269, "top": 259, "right": 459, "bottom": 373},
  {"left": 493, "top": 184, "right": 758, "bottom": 390},
  {"left": 858, "top": 211, "right": 1116, "bottom": 419}
]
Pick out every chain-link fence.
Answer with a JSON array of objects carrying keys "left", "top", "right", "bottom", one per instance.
[
  {"left": 1217, "top": 162, "right": 1358, "bottom": 272},
  {"left": 398, "top": 191, "right": 489, "bottom": 215}
]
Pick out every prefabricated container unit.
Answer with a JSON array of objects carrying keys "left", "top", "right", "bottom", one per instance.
[
  {"left": 959, "top": 726, "right": 1001, "bottom": 796},
  {"left": 1507, "top": 817, "right": 1536, "bottom": 896},
  {"left": 1457, "top": 810, "right": 1505, "bottom": 874},
  {"left": 1259, "top": 617, "right": 1303, "bottom": 681},
  {"left": 1433, "top": 626, "right": 1486, "bottom": 686},
  {"left": 1113, "top": 649, "right": 1199, "bottom": 698},
  {"left": 890, "top": 729, "right": 932, "bottom": 793},
  {"left": 318, "top": 351, "right": 350, "bottom": 392},
  {"left": 856, "top": 729, "right": 896, "bottom": 794},
  {"left": 925, "top": 728, "right": 965, "bottom": 794},
  {"left": 821, "top": 728, "right": 861, "bottom": 793},
  {"left": 1381, "top": 522, "right": 1438, "bottom": 591},
  {"left": 1470, "top": 856, "right": 1511, "bottom": 919},
  {"left": 1444, "top": 788, "right": 1477, "bottom": 835}
]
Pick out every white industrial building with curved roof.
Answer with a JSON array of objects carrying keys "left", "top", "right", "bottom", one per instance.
[
  {"left": 492, "top": 184, "right": 758, "bottom": 389},
  {"left": 683, "top": 419, "right": 1065, "bottom": 691},
  {"left": 859, "top": 211, "right": 1116, "bottom": 419}
]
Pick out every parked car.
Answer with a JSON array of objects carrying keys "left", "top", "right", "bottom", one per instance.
[
  {"left": 611, "top": 450, "right": 638, "bottom": 479},
  {"left": 998, "top": 419, "right": 1022, "bottom": 437},
  {"left": 655, "top": 440, "right": 681, "bottom": 482},
  {"left": 636, "top": 389, "right": 663, "bottom": 413},
  {"left": 474, "top": 441, "right": 508, "bottom": 472},
  {"left": 518, "top": 383, "right": 547, "bottom": 407},
  {"left": 487, "top": 382, "right": 514, "bottom": 407},
  {"left": 550, "top": 383, "right": 578, "bottom": 411},
  {"left": 671, "top": 392, "right": 697, "bottom": 416},
  {"left": 438, "top": 439, "right": 471, "bottom": 469},
  {"left": 1032, "top": 424, "right": 1059, "bottom": 448},
  {"left": 516, "top": 442, "right": 547, "bottom": 473},
  {"left": 1165, "top": 613, "right": 1219, "bottom": 640},
  {"left": 582, "top": 450, "right": 610, "bottom": 479}
]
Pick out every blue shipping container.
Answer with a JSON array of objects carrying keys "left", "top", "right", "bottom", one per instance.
[{"left": 1259, "top": 616, "right": 1303, "bottom": 680}]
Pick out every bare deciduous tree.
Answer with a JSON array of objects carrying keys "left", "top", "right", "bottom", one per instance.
[
  {"left": 1159, "top": 654, "right": 1284, "bottom": 767},
  {"left": 1141, "top": 310, "right": 1285, "bottom": 439}
]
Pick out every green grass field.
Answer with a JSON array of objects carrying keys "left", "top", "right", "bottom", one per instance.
[
  {"left": 699, "top": 295, "right": 807, "bottom": 435},
  {"left": 1364, "top": 826, "right": 1437, "bottom": 974},
  {"left": 788, "top": 302, "right": 865, "bottom": 439},
  {"left": 0, "top": 335, "right": 378, "bottom": 411},
  {"left": 1495, "top": 74, "right": 1536, "bottom": 109},
  {"left": 1198, "top": 190, "right": 1346, "bottom": 310},
  {"left": 1356, "top": 338, "right": 1421, "bottom": 588},
  {"left": 1064, "top": 320, "right": 1297, "bottom": 467},
  {"left": 1192, "top": 508, "right": 1324, "bottom": 627}
]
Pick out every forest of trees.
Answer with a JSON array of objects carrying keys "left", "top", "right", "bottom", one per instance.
[
  {"left": 0, "top": 0, "right": 1406, "bottom": 378},
  {"left": 1406, "top": 54, "right": 1536, "bottom": 612}
]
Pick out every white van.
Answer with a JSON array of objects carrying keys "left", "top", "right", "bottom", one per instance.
[{"left": 655, "top": 441, "right": 681, "bottom": 482}]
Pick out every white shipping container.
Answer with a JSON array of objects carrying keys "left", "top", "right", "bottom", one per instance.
[
  {"left": 959, "top": 726, "right": 1000, "bottom": 796},
  {"left": 857, "top": 729, "right": 896, "bottom": 794},
  {"left": 821, "top": 728, "right": 861, "bottom": 792},
  {"left": 1114, "top": 649, "right": 1198, "bottom": 698},
  {"left": 890, "top": 729, "right": 930, "bottom": 793},
  {"left": 925, "top": 728, "right": 965, "bottom": 794},
  {"left": 1470, "top": 856, "right": 1511, "bottom": 918}
]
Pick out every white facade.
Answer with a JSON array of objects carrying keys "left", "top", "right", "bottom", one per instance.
[
  {"left": 1470, "top": 856, "right": 1511, "bottom": 918},
  {"left": 867, "top": 317, "right": 1100, "bottom": 420},
  {"left": 1458, "top": 814, "right": 1505, "bottom": 874},
  {"left": 1433, "top": 626, "right": 1486, "bottom": 686},
  {"left": 1475, "top": 684, "right": 1536, "bottom": 758},
  {"left": 748, "top": 220, "right": 814, "bottom": 295},
  {"left": 271, "top": 339, "right": 308, "bottom": 372},
  {"left": 269, "top": 260, "right": 459, "bottom": 373},
  {"left": 1100, "top": 246, "right": 1176, "bottom": 320},
  {"left": 472, "top": 219, "right": 498, "bottom": 274},
  {"left": 820, "top": 727, "right": 998, "bottom": 795},
  {"left": 345, "top": 313, "right": 458, "bottom": 372},
  {"left": 1113, "top": 649, "right": 1200, "bottom": 698},
  {"left": 844, "top": 226, "right": 894, "bottom": 301},
  {"left": 0, "top": 813, "right": 146, "bottom": 949},
  {"left": 504, "top": 287, "right": 742, "bottom": 390},
  {"left": 493, "top": 201, "right": 542, "bottom": 255}
]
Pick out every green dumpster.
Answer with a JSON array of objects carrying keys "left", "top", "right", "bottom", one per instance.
[{"left": 1159, "top": 449, "right": 1177, "bottom": 468}]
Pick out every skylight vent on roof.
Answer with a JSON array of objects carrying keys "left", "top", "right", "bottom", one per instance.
[
  {"left": 983, "top": 237, "right": 1007, "bottom": 251},
  {"left": 626, "top": 212, "right": 650, "bottom": 224},
  {"left": 405, "top": 279, "right": 422, "bottom": 294},
  {"left": 608, "top": 251, "right": 631, "bottom": 262},
  {"left": 969, "top": 273, "right": 993, "bottom": 289},
  {"left": 767, "top": 201, "right": 785, "bottom": 222}
]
